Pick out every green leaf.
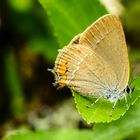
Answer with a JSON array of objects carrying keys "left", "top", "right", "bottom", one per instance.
[
  {"left": 39, "top": 0, "right": 108, "bottom": 47},
  {"left": 8, "top": 0, "right": 33, "bottom": 12},
  {"left": 28, "top": 36, "right": 58, "bottom": 62},
  {"left": 5, "top": 51, "right": 26, "bottom": 118},
  {"left": 73, "top": 76, "right": 140, "bottom": 123},
  {"left": 3, "top": 129, "right": 94, "bottom": 140},
  {"left": 92, "top": 99, "right": 140, "bottom": 140}
]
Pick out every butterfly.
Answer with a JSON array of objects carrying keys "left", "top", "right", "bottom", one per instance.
[{"left": 49, "top": 14, "right": 133, "bottom": 115}]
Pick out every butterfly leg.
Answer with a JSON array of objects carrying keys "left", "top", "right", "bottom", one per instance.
[
  {"left": 87, "top": 96, "right": 102, "bottom": 108},
  {"left": 109, "top": 100, "right": 118, "bottom": 117},
  {"left": 128, "top": 93, "right": 132, "bottom": 99},
  {"left": 124, "top": 94, "right": 129, "bottom": 108}
]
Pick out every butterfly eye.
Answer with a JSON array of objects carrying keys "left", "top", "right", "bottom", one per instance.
[{"left": 124, "top": 85, "right": 132, "bottom": 94}]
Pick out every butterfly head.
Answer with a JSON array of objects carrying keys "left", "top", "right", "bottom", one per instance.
[{"left": 103, "top": 84, "right": 132, "bottom": 103}]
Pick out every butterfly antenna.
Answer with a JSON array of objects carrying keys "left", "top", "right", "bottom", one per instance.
[
  {"left": 128, "top": 93, "right": 132, "bottom": 99},
  {"left": 128, "top": 86, "right": 135, "bottom": 98},
  {"left": 128, "top": 75, "right": 140, "bottom": 96},
  {"left": 124, "top": 94, "right": 129, "bottom": 108}
]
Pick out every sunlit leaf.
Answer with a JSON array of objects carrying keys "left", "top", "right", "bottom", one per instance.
[
  {"left": 39, "top": 0, "right": 107, "bottom": 46},
  {"left": 73, "top": 76, "right": 140, "bottom": 123}
]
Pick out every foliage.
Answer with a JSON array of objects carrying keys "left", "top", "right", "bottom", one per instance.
[{"left": 1, "top": 0, "right": 140, "bottom": 139}]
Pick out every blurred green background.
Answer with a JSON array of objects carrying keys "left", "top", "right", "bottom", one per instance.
[{"left": 1, "top": 0, "right": 140, "bottom": 139}]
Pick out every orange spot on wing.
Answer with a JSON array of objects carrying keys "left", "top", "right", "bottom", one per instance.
[
  {"left": 55, "top": 57, "right": 68, "bottom": 87},
  {"left": 59, "top": 79, "right": 66, "bottom": 84},
  {"left": 62, "top": 75, "right": 67, "bottom": 80}
]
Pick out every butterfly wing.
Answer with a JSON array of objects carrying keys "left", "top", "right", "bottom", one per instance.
[
  {"left": 79, "top": 14, "right": 129, "bottom": 91},
  {"left": 54, "top": 42, "right": 118, "bottom": 97},
  {"left": 53, "top": 14, "right": 129, "bottom": 97}
]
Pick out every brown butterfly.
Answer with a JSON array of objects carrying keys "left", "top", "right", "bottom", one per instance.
[{"left": 49, "top": 14, "right": 132, "bottom": 115}]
